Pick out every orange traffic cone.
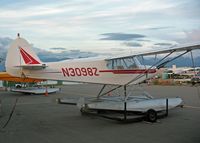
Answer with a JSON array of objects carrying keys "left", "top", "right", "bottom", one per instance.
[{"left": 45, "top": 86, "right": 48, "bottom": 96}]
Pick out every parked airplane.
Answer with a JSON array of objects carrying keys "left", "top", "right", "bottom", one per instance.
[
  {"left": 0, "top": 72, "right": 60, "bottom": 94},
  {"left": 6, "top": 35, "right": 200, "bottom": 86},
  {"left": 6, "top": 38, "right": 155, "bottom": 85},
  {"left": 0, "top": 71, "right": 43, "bottom": 83},
  {"left": 5, "top": 34, "right": 200, "bottom": 122}
]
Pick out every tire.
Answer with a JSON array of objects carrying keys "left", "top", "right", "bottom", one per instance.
[
  {"left": 146, "top": 109, "right": 157, "bottom": 122},
  {"left": 192, "top": 82, "right": 195, "bottom": 86},
  {"left": 80, "top": 107, "right": 85, "bottom": 113}
]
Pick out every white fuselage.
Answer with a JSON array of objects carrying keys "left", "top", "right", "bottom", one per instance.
[{"left": 19, "top": 57, "right": 157, "bottom": 85}]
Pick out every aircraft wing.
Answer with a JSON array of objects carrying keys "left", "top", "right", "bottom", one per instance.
[
  {"left": 106, "top": 42, "right": 200, "bottom": 60},
  {"left": 0, "top": 72, "right": 44, "bottom": 83}
]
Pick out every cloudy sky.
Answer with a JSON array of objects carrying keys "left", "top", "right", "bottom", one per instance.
[{"left": 0, "top": 0, "right": 200, "bottom": 54}]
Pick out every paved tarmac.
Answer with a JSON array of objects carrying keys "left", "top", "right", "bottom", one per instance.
[{"left": 0, "top": 84, "right": 200, "bottom": 143}]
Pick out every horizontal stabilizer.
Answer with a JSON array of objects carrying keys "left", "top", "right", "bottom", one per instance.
[{"left": 15, "top": 64, "right": 47, "bottom": 70}]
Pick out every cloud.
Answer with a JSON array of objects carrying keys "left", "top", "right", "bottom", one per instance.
[
  {"left": 34, "top": 47, "right": 99, "bottom": 62},
  {"left": 184, "top": 29, "right": 200, "bottom": 42},
  {"left": 0, "top": 0, "right": 199, "bottom": 54},
  {"left": 0, "top": 37, "right": 13, "bottom": 48},
  {"left": 136, "top": 39, "right": 151, "bottom": 42},
  {"left": 145, "top": 26, "right": 174, "bottom": 30},
  {"left": 123, "top": 42, "right": 143, "bottom": 47},
  {"left": 50, "top": 47, "right": 66, "bottom": 50},
  {"left": 166, "top": 1, "right": 200, "bottom": 19},
  {"left": 0, "top": 37, "right": 13, "bottom": 61},
  {"left": 154, "top": 43, "right": 173, "bottom": 46},
  {"left": 100, "top": 33, "right": 146, "bottom": 41},
  {"left": 166, "top": 28, "right": 200, "bottom": 44},
  {"left": 110, "top": 48, "right": 127, "bottom": 51},
  {"left": 0, "top": 4, "right": 68, "bottom": 19}
]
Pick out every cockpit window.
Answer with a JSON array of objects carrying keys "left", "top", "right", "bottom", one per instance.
[{"left": 106, "top": 57, "right": 141, "bottom": 69}]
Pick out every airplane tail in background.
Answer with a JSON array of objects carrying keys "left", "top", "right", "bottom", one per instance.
[{"left": 5, "top": 34, "right": 42, "bottom": 76}]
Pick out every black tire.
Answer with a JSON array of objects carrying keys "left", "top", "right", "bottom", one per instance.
[
  {"left": 192, "top": 82, "right": 195, "bottom": 86},
  {"left": 80, "top": 107, "right": 85, "bottom": 113},
  {"left": 97, "top": 110, "right": 106, "bottom": 114},
  {"left": 146, "top": 109, "right": 157, "bottom": 122}
]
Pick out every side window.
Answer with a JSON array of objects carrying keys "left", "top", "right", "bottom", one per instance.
[
  {"left": 124, "top": 58, "right": 139, "bottom": 69},
  {"left": 106, "top": 57, "right": 140, "bottom": 69},
  {"left": 106, "top": 60, "right": 113, "bottom": 69},
  {"left": 115, "top": 59, "right": 124, "bottom": 69}
]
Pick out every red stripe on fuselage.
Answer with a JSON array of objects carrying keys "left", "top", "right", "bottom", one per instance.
[
  {"left": 19, "top": 47, "right": 40, "bottom": 64},
  {"left": 99, "top": 69, "right": 157, "bottom": 74}
]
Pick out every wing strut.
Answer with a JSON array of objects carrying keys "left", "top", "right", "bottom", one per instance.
[
  {"left": 141, "top": 56, "right": 148, "bottom": 79},
  {"left": 190, "top": 51, "right": 196, "bottom": 75},
  {"left": 157, "top": 50, "right": 190, "bottom": 69},
  {"left": 97, "top": 84, "right": 106, "bottom": 98},
  {"left": 190, "top": 51, "right": 200, "bottom": 99},
  {"left": 124, "top": 85, "right": 127, "bottom": 120}
]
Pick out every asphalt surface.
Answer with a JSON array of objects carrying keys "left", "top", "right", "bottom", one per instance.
[{"left": 0, "top": 84, "right": 200, "bottom": 143}]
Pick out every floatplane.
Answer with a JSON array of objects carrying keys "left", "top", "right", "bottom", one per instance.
[{"left": 4, "top": 34, "right": 200, "bottom": 122}]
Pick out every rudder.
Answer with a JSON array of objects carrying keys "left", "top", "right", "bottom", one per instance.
[{"left": 5, "top": 34, "right": 42, "bottom": 76}]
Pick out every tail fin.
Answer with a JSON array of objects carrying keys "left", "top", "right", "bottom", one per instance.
[{"left": 6, "top": 35, "right": 42, "bottom": 76}]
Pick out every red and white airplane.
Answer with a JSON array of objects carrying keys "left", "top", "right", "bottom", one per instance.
[
  {"left": 5, "top": 35, "right": 200, "bottom": 86},
  {"left": 4, "top": 34, "right": 200, "bottom": 122}
]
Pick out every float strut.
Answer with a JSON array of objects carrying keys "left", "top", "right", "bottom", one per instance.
[
  {"left": 166, "top": 98, "right": 168, "bottom": 116},
  {"left": 124, "top": 85, "right": 127, "bottom": 121}
]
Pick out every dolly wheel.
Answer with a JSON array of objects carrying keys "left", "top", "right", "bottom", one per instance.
[
  {"left": 80, "top": 107, "right": 85, "bottom": 113},
  {"left": 146, "top": 109, "right": 157, "bottom": 122}
]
